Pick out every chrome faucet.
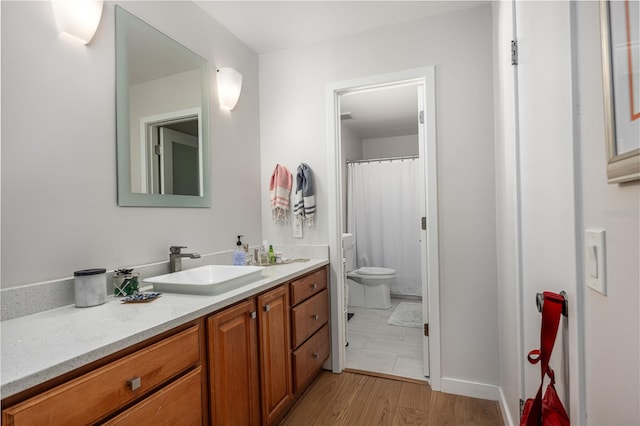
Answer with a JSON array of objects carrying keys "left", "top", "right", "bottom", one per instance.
[{"left": 169, "top": 246, "right": 201, "bottom": 273}]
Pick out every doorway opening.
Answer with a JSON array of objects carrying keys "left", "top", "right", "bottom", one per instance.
[
  {"left": 137, "top": 107, "right": 202, "bottom": 195},
  {"left": 326, "top": 67, "right": 441, "bottom": 389}
]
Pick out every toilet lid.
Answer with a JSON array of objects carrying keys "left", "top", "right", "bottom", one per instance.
[{"left": 357, "top": 267, "right": 395, "bottom": 275}]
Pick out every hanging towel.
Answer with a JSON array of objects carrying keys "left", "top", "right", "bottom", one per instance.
[
  {"left": 294, "top": 163, "right": 316, "bottom": 226},
  {"left": 269, "top": 164, "right": 292, "bottom": 224}
]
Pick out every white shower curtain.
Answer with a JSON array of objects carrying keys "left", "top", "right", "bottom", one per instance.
[{"left": 347, "top": 159, "right": 422, "bottom": 296}]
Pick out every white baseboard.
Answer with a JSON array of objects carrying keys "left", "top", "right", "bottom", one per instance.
[
  {"left": 498, "top": 386, "right": 516, "bottom": 426},
  {"left": 440, "top": 377, "right": 500, "bottom": 401}
]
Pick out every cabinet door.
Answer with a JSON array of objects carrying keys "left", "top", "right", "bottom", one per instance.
[
  {"left": 208, "top": 299, "right": 260, "bottom": 426},
  {"left": 258, "top": 285, "right": 293, "bottom": 426}
]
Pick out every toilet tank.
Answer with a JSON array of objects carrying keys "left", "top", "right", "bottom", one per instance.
[{"left": 342, "top": 233, "right": 355, "bottom": 271}]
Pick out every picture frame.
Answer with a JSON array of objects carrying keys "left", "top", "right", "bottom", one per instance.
[{"left": 600, "top": 0, "right": 640, "bottom": 183}]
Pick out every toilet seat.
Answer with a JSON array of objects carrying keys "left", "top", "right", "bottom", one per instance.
[
  {"left": 348, "top": 267, "right": 396, "bottom": 280},
  {"left": 356, "top": 267, "right": 395, "bottom": 275}
]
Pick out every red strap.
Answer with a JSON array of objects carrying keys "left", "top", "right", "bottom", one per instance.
[
  {"left": 523, "top": 292, "right": 566, "bottom": 426},
  {"left": 538, "top": 292, "right": 564, "bottom": 379}
]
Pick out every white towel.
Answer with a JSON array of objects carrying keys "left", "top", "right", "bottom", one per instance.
[
  {"left": 270, "top": 164, "right": 292, "bottom": 224},
  {"left": 294, "top": 163, "right": 315, "bottom": 226}
]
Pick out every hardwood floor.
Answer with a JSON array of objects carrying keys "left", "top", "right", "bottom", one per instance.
[{"left": 280, "top": 372, "right": 503, "bottom": 426}]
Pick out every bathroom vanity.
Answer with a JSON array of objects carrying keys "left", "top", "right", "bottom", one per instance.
[{"left": 1, "top": 261, "right": 329, "bottom": 425}]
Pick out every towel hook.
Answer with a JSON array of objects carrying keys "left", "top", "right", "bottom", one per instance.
[{"left": 536, "top": 291, "right": 568, "bottom": 317}]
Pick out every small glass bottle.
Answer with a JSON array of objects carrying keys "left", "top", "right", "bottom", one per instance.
[{"left": 268, "top": 245, "right": 276, "bottom": 264}]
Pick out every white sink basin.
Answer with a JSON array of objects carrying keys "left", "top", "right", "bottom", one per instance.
[{"left": 144, "top": 265, "right": 265, "bottom": 295}]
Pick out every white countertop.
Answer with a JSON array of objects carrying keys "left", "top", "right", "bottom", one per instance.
[{"left": 1, "top": 259, "right": 328, "bottom": 399}]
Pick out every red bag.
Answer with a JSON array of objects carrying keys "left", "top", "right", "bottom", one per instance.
[{"left": 520, "top": 292, "right": 570, "bottom": 426}]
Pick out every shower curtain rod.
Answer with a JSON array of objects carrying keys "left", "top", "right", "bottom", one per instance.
[{"left": 346, "top": 155, "right": 418, "bottom": 164}]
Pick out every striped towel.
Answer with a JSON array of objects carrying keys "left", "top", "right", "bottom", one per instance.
[
  {"left": 269, "top": 164, "right": 292, "bottom": 224},
  {"left": 293, "top": 163, "right": 315, "bottom": 226}
]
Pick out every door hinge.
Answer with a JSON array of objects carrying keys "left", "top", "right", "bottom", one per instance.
[
  {"left": 511, "top": 40, "right": 518, "bottom": 66},
  {"left": 424, "top": 323, "right": 429, "bottom": 337},
  {"left": 419, "top": 110, "right": 424, "bottom": 124},
  {"left": 421, "top": 217, "right": 427, "bottom": 230},
  {"left": 519, "top": 399, "right": 525, "bottom": 416},
  {"left": 154, "top": 144, "right": 163, "bottom": 156}
]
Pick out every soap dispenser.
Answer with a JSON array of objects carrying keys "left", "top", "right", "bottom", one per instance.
[{"left": 233, "top": 235, "right": 246, "bottom": 266}]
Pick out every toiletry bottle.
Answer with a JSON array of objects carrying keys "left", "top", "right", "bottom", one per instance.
[
  {"left": 261, "top": 240, "right": 269, "bottom": 264},
  {"left": 233, "top": 235, "right": 246, "bottom": 266},
  {"left": 268, "top": 245, "right": 276, "bottom": 264}
]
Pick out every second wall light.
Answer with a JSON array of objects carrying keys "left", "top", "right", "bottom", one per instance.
[
  {"left": 217, "top": 67, "right": 243, "bottom": 111},
  {"left": 52, "top": 0, "right": 103, "bottom": 44}
]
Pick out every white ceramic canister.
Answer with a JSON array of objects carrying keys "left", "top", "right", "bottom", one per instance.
[{"left": 74, "top": 268, "right": 107, "bottom": 307}]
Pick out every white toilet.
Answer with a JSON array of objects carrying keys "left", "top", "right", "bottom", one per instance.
[{"left": 343, "top": 233, "right": 394, "bottom": 310}]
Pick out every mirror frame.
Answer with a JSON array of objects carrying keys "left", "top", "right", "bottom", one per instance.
[
  {"left": 600, "top": 0, "right": 640, "bottom": 184},
  {"left": 115, "top": 6, "right": 211, "bottom": 207}
]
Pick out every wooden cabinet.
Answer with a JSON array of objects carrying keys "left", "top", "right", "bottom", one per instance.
[
  {"left": 290, "top": 267, "right": 330, "bottom": 393},
  {"left": 2, "top": 264, "right": 329, "bottom": 426},
  {"left": 208, "top": 298, "right": 261, "bottom": 426},
  {"left": 209, "top": 285, "right": 294, "bottom": 426},
  {"left": 258, "top": 285, "right": 293, "bottom": 425},
  {"left": 2, "top": 323, "right": 204, "bottom": 425},
  {"left": 208, "top": 269, "right": 329, "bottom": 426}
]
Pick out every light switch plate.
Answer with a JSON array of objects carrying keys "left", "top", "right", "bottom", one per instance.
[
  {"left": 585, "top": 228, "right": 606, "bottom": 295},
  {"left": 293, "top": 218, "right": 303, "bottom": 238}
]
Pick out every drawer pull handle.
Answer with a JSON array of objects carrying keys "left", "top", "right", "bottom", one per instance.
[
  {"left": 313, "top": 352, "right": 319, "bottom": 359},
  {"left": 250, "top": 311, "right": 257, "bottom": 319},
  {"left": 264, "top": 304, "right": 271, "bottom": 312},
  {"left": 127, "top": 376, "right": 142, "bottom": 391},
  {"left": 313, "top": 314, "right": 319, "bottom": 321},
  {"left": 312, "top": 283, "right": 317, "bottom": 289}
]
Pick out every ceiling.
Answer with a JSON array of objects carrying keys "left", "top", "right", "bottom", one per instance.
[
  {"left": 195, "top": 1, "right": 485, "bottom": 140},
  {"left": 340, "top": 85, "right": 419, "bottom": 140},
  {"left": 195, "top": 1, "right": 485, "bottom": 55}
]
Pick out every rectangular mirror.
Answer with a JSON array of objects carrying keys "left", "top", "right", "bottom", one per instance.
[{"left": 116, "top": 6, "right": 211, "bottom": 207}]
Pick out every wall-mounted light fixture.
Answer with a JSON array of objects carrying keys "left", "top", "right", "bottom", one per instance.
[
  {"left": 52, "top": 0, "right": 104, "bottom": 44},
  {"left": 216, "top": 67, "right": 243, "bottom": 111}
]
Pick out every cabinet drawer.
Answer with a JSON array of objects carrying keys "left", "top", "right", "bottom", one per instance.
[
  {"left": 290, "top": 268, "right": 326, "bottom": 306},
  {"left": 103, "top": 367, "right": 203, "bottom": 425},
  {"left": 2, "top": 325, "right": 200, "bottom": 425},
  {"left": 292, "top": 324, "right": 330, "bottom": 392},
  {"left": 291, "top": 289, "right": 328, "bottom": 348}
]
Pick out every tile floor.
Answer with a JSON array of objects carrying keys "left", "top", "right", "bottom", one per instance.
[{"left": 345, "top": 297, "right": 426, "bottom": 381}]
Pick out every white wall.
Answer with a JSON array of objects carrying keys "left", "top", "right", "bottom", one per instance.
[
  {"left": 492, "top": 1, "right": 521, "bottom": 423},
  {"left": 516, "top": 1, "right": 578, "bottom": 417},
  {"left": 362, "top": 134, "right": 418, "bottom": 159},
  {"left": 260, "top": 5, "right": 499, "bottom": 389},
  {"left": 493, "top": 1, "right": 640, "bottom": 424},
  {"left": 575, "top": 2, "right": 640, "bottom": 424},
  {"left": 0, "top": 1, "right": 262, "bottom": 288}
]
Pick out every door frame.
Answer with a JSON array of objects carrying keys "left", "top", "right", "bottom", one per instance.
[
  {"left": 325, "top": 67, "right": 441, "bottom": 390},
  {"left": 139, "top": 107, "right": 202, "bottom": 194}
]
